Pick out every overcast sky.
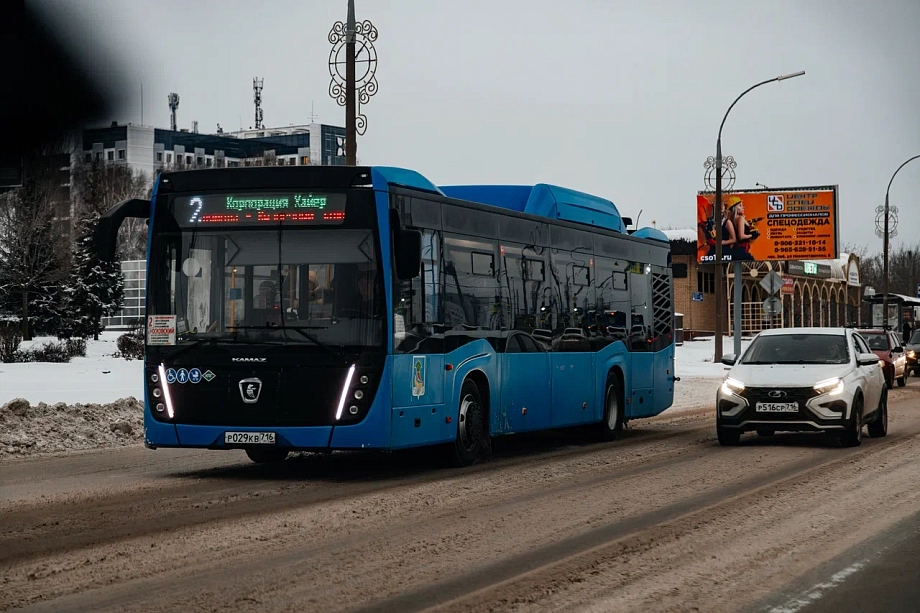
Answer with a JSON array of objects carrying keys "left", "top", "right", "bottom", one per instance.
[{"left": 30, "top": 0, "right": 920, "bottom": 254}]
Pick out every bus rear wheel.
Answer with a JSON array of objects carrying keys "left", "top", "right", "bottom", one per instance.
[
  {"left": 245, "top": 448, "right": 289, "bottom": 464},
  {"left": 451, "top": 379, "right": 485, "bottom": 467},
  {"left": 599, "top": 372, "right": 624, "bottom": 441}
]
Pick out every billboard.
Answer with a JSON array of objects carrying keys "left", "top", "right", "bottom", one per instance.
[{"left": 696, "top": 186, "right": 838, "bottom": 264}]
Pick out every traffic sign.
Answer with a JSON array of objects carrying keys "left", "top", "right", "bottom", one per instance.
[
  {"left": 762, "top": 296, "right": 782, "bottom": 317},
  {"left": 759, "top": 271, "right": 784, "bottom": 296}
]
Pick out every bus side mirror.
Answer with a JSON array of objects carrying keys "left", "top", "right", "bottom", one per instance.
[
  {"left": 394, "top": 229, "right": 422, "bottom": 280},
  {"left": 96, "top": 198, "right": 150, "bottom": 262}
]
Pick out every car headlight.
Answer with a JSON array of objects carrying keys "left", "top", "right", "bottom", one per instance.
[
  {"left": 878, "top": 359, "right": 885, "bottom": 367},
  {"left": 909, "top": 350, "right": 916, "bottom": 359},
  {"left": 814, "top": 377, "right": 845, "bottom": 396},
  {"left": 721, "top": 377, "right": 745, "bottom": 395}
]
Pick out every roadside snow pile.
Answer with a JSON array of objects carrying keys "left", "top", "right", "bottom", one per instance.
[
  {"left": 0, "top": 397, "right": 143, "bottom": 458},
  {"left": 668, "top": 336, "right": 752, "bottom": 413}
]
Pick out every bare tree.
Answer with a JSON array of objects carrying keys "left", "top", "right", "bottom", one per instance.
[
  {"left": 840, "top": 242, "right": 869, "bottom": 262},
  {"left": 73, "top": 160, "right": 151, "bottom": 260}
]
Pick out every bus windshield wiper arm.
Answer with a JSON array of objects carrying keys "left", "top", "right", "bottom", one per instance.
[
  {"left": 167, "top": 335, "right": 290, "bottom": 362},
  {"left": 227, "top": 326, "right": 345, "bottom": 360},
  {"left": 165, "top": 337, "right": 218, "bottom": 363}
]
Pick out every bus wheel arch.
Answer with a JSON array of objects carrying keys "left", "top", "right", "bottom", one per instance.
[
  {"left": 599, "top": 367, "right": 625, "bottom": 441},
  {"left": 451, "top": 371, "right": 492, "bottom": 466}
]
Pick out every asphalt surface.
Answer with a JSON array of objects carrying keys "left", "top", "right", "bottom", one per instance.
[
  {"left": 753, "top": 510, "right": 920, "bottom": 613},
  {"left": 2, "top": 384, "right": 919, "bottom": 613}
]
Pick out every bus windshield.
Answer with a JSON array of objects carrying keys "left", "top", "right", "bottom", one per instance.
[{"left": 147, "top": 192, "right": 384, "bottom": 348}]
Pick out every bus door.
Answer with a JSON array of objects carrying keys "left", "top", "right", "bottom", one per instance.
[
  {"left": 549, "top": 333, "right": 595, "bottom": 427},
  {"left": 499, "top": 332, "right": 551, "bottom": 433}
]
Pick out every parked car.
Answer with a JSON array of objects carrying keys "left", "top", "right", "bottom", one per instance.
[
  {"left": 716, "top": 327, "right": 887, "bottom": 447},
  {"left": 906, "top": 330, "right": 920, "bottom": 377},
  {"left": 858, "top": 328, "right": 907, "bottom": 388}
]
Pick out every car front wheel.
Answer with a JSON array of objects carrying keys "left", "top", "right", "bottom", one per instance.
[
  {"left": 717, "top": 425, "right": 740, "bottom": 446},
  {"left": 838, "top": 395, "right": 863, "bottom": 448},
  {"left": 868, "top": 389, "right": 888, "bottom": 438}
]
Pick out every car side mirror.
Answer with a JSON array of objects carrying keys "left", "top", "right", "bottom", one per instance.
[
  {"left": 720, "top": 353, "right": 736, "bottom": 366},
  {"left": 858, "top": 352, "right": 880, "bottom": 367},
  {"left": 893, "top": 346, "right": 903, "bottom": 353}
]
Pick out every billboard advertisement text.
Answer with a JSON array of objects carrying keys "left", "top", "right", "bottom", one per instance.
[{"left": 696, "top": 187, "right": 838, "bottom": 264}]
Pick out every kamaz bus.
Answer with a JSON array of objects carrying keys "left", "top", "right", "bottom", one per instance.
[{"left": 97, "top": 166, "right": 676, "bottom": 466}]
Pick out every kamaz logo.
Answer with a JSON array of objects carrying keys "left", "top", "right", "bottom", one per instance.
[{"left": 232, "top": 357, "right": 267, "bottom": 363}]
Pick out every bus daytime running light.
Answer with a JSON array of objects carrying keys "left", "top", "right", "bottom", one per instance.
[{"left": 335, "top": 364, "right": 356, "bottom": 421}]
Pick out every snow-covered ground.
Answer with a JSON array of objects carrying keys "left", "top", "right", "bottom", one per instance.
[
  {"left": 671, "top": 336, "right": 752, "bottom": 412},
  {"left": 0, "top": 332, "right": 142, "bottom": 406},
  {"left": 0, "top": 334, "right": 743, "bottom": 458}
]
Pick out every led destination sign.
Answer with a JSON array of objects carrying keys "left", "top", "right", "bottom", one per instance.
[{"left": 174, "top": 192, "right": 347, "bottom": 226}]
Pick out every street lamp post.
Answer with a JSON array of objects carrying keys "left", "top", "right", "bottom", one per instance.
[
  {"left": 345, "top": 0, "right": 356, "bottom": 165},
  {"left": 711, "top": 71, "right": 805, "bottom": 361},
  {"left": 328, "top": 1, "right": 378, "bottom": 165},
  {"left": 882, "top": 154, "right": 920, "bottom": 329}
]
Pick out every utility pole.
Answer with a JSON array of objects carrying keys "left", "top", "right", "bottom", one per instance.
[
  {"left": 328, "top": 1, "right": 378, "bottom": 166},
  {"left": 345, "top": 0, "right": 356, "bottom": 165}
]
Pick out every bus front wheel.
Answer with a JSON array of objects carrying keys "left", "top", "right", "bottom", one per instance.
[
  {"left": 245, "top": 448, "right": 289, "bottom": 464},
  {"left": 599, "top": 372, "right": 624, "bottom": 441},
  {"left": 452, "top": 379, "right": 486, "bottom": 467}
]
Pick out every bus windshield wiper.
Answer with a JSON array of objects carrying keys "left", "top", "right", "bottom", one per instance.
[
  {"left": 166, "top": 334, "right": 290, "bottom": 362},
  {"left": 166, "top": 336, "right": 218, "bottom": 363},
  {"left": 227, "top": 326, "right": 346, "bottom": 360}
]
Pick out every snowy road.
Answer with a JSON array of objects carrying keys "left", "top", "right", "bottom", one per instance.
[{"left": 2, "top": 384, "right": 919, "bottom": 613}]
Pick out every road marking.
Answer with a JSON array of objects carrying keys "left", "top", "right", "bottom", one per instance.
[{"left": 767, "top": 561, "right": 867, "bottom": 613}]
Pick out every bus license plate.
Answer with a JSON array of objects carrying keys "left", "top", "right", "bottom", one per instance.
[
  {"left": 224, "top": 431, "right": 276, "bottom": 445},
  {"left": 755, "top": 402, "right": 798, "bottom": 413}
]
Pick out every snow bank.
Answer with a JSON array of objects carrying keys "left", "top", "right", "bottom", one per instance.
[{"left": 0, "top": 397, "right": 143, "bottom": 458}]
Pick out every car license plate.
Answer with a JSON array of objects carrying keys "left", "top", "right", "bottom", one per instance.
[
  {"left": 224, "top": 431, "right": 276, "bottom": 445},
  {"left": 755, "top": 402, "right": 798, "bottom": 413}
]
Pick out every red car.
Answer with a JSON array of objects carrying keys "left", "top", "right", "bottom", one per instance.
[{"left": 857, "top": 329, "right": 908, "bottom": 388}]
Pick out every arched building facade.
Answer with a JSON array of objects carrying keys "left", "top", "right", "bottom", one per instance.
[{"left": 667, "top": 232, "right": 863, "bottom": 337}]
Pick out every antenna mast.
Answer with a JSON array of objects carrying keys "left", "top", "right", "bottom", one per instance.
[
  {"left": 167, "top": 92, "right": 180, "bottom": 132},
  {"left": 253, "top": 77, "right": 264, "bottom": 130}
]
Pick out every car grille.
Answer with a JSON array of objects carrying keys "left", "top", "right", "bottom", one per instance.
[{"left": 739, "top": 387, "right": 820, "bottom": 416}]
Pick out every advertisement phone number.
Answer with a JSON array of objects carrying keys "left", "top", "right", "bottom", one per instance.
[
  {"left": 772, "top": 246, "right": 832, "bottom": 255},
  {"left": 773, "top": 239, "right": 828, "bottom": 247}
]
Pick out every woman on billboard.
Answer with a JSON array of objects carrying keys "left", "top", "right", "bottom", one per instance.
[
  {"left": 705, "top": 200, "right": 738, "bottom": 261},
  {"left": 729, "top": 197, "right": 758, "bottom": 261}
]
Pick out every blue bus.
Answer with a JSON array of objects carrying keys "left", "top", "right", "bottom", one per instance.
[{"left": 96, "top": 166, "right": 676, "bottom": 466}]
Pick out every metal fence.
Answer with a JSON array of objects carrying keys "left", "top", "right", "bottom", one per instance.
[{"left": 728, "top": 301, "right": 785, "bottom": 337}]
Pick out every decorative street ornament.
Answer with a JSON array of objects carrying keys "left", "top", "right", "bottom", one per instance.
[
  {"left": 875, "top": 204, "right": 899, "bottom": 239},
  {"left": 704, "top": 155, "right": 737, "bottom": 192},
  {"left": 328, "top": 12, "right": 378, "bottom": 136}
]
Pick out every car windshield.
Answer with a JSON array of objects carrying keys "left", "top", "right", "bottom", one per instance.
[
  {"left": 740, "top": 333, "right": 850, "bottom": 365},
  {"left": 911, "top": 330, "right": 920, "bottom": 345},
  {"left": 861, "top": 333, "right": 889, "bottom": 351}
]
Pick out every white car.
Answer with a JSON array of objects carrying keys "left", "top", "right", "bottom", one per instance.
[{"left": 716, "top": 327, "right": 887, "bottom": 447}]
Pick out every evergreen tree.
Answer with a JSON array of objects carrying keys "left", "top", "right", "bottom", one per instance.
[{"left": 60, "top": 212, "right": 124, "bottom": 340}]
